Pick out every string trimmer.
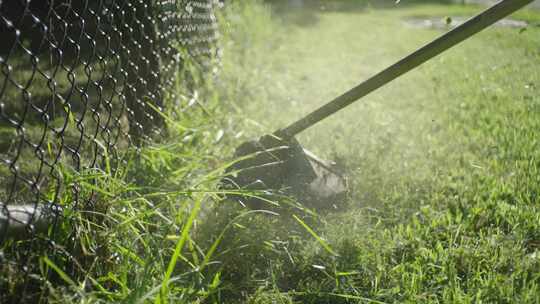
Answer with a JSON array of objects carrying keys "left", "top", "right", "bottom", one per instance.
[{"left": 222, "top": 0, "right": 533, "bottom": 209}]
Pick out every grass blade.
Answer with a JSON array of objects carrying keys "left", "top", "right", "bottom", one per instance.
[
  {"left": 42, "top": 256, "right": 76, "bottom": 287},
  {"left": 156, "top": 196, "right": 203, "bottom": 304},
  {"left": 293, "top": 214, "right": 338, "bottom": 257}
]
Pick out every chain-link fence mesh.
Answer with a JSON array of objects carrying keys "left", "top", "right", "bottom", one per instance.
[{"left": 0, "top": 0, "right": 220, "bottom": 301}]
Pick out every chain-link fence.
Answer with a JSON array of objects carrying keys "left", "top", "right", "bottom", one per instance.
[{"left": 0, "top": 0, "right": 219, "bottom": 301}]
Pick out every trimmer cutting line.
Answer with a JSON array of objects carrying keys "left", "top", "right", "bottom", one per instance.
[
  {"left": 223, "top": 0, "right": 533, "bottom": 209},
  {"left": 0, "top": 0, "right": 533, "bottom": 238}
]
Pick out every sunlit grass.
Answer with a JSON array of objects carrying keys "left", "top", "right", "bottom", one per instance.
[{"left": 206, "top": 1, "right": 540, "bottom": 303}]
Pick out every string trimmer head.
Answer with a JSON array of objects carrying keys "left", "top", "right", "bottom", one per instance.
[{"left": 222, "top": 134, "right": 348, "bottom": 209}]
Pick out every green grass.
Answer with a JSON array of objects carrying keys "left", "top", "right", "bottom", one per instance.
[
  {"left": 2, "top": 1, "right": 540, "bottom": 303},
  {"left": 197, "top": 1, "right": 540, "bottom": 302}
]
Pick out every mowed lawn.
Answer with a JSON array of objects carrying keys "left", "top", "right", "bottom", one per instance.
[{"left": 212, "top": 1, "right": 540, "bottom": 302}]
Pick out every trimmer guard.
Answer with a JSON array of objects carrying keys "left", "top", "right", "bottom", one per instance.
[{"left": 223, "top": 135, "right": 348, "bottom": 209}]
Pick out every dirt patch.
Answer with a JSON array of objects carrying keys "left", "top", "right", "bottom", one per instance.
[{"left": 404, "top": 16, "right": 528, "bottom": 30}]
